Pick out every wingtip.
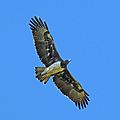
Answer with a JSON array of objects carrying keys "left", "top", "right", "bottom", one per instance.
[
  {"left": 34, "top": 16, "right": 37, "bottom": 18},
  {"left": 74, "top": 95, "right": 90, "bottom": 110},
  {"left": 85, "top": 91, "right": 90, "bottom": 96},
  {"left": 78, "top": 102, "right": 81, "bottom": 109},
  {"left": 29, "top": 16, "right": 49, "bottom": 31},
  {"left": 43, "top": 20, "right": 49, "bottom": 30}
]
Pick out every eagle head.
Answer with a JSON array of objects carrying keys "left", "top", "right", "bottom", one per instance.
[{"left": 61, "top": 59, "right": 71, "bottom": 67}]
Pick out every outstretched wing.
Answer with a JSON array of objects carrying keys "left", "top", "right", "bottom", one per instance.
[
  {"left": 53, "top": 70, "right": 90, "bottom": 109},
  {"left": 29, "top": 16, "right": 63, "bottom": 67}
]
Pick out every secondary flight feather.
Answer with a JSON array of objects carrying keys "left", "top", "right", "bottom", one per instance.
[{"left": 29, "top": 16, "right": 90, "bottom": 109}]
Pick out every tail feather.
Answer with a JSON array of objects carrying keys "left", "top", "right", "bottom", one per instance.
[
  {"left": 35, "top": 67, "right": 50, "bottom": 84},
  {"left": 35, "top": 67, "right": 45, "bottom": 76}
]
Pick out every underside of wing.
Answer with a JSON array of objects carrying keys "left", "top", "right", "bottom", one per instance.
[
  {"left": 29, "top": 16, "right": 62, "bottom": 67},
  {"left": 53, "top": 70, "right": 90, "bottom": 109}
]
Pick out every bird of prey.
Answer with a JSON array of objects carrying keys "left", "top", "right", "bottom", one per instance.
[{"left": 29, "top": 16, "right": 90, "bottom": 109}]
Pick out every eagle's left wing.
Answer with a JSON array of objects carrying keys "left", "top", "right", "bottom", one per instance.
[
  {"left": 53, "top": 70, "right": 90, "bottom": 109},
  {"left": 29, "top": 16, "right": 63, "bottom": 67}
]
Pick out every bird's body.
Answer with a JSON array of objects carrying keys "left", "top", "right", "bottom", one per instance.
[
  {"left": 29, "top": 16, "right": 90, "bottom": 109},
  {"left": 41, "top": 61, "right": 64, "bottom": 76},
  {"left": 35, "top": 61, "right": 65, "bottom": 83}
]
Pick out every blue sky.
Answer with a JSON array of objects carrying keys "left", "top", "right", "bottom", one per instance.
[{"left": 0, "top": 0, "right": 120, "bottom": 119}]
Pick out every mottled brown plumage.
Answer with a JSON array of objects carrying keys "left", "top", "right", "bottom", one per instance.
[
  {"left": 29, "top": 16, "right": 62, "bottom": 67},
  {"left": 29, "top": 16, "right": 90, "bottom": 109},
  {"left": 53, "top": 70, "right": 89, "bottom": 109}
]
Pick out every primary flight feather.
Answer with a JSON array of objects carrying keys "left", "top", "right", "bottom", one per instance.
[{"left": 29, "top": 16, "right": 90, "bottom": 109}]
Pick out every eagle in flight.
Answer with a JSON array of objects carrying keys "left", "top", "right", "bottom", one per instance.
[{"left": 29, "top": 16, "right": 90, "bottom": 109}]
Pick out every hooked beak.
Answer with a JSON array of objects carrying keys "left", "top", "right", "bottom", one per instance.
[{"left": 68, "top": 59, "right": 71, "bottom": 62}]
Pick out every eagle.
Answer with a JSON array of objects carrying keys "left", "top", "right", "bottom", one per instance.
[{"left": 29, "top": 16, "right": 90, "bottom": 109}]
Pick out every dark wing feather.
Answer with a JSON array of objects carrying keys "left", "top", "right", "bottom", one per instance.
[
  {"left": 29, "top": 16, "right": 63, "bottom": 67},
  {"left": 53, "top": 70, "right": 90, "bottom": 109}
]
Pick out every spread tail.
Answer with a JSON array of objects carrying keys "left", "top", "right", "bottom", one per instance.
[{"left": 35, "top": 67, "right": 50, "bottom": 84}]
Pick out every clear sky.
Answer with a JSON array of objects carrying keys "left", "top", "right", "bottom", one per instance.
[{"left": 0, "top": 0, "right": 120, "bottom": 119}]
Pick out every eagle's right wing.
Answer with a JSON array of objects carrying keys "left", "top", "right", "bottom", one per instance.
[
  {"left": 29, "top": 16, "right": 63, "bottom": 67},
  {"left": 53, "top": 70, "right": 90, "bottom": 109}
]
